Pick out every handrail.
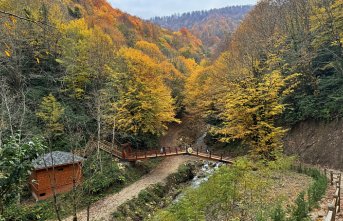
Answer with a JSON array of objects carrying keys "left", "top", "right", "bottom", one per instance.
[
  {"left": 324, "top": 171, "right": 341, "bottom": 221},
  {"left": 82, "top": 140, "right": 233, "bottom": 163}
]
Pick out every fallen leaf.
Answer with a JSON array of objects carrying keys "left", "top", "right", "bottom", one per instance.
[{"left": 5, "top": 50, "right": 11, "bottom": 57}]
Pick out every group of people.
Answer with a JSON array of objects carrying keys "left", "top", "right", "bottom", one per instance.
[{"left": 159, "top": 145, "right": 210, "bottom": 154}]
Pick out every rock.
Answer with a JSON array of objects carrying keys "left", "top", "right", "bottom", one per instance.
[
  {"left": 197, "top": 171, "right": 207, "bottom": 178},
  {"left": 317, "top": 210, "right": 326, "bottom": 218}
]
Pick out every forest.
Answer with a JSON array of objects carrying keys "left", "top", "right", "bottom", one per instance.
[
  {"left": 0, "top": 0, "right": 342, "bottom": 220},
  {"left": 151, "top": 5, "right": 253, "bottom": 54}
]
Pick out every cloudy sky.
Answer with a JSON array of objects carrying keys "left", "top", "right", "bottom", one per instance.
[{"left": 108, "top": 0, "right": 258, "bottom": 19}]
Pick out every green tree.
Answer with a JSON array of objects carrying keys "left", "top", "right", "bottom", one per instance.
[{"left": 0, "top": 135, "right": 45, "bottom": 216}]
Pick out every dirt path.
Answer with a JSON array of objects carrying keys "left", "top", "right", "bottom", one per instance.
[
  {"left": 64, "top": 155, "right": 197, "bottom": 221},
  {"left": 159, "top": 116, "right": 207, "bottom": 148}
]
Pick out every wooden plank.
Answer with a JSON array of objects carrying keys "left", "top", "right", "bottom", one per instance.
[{"left": 325, "top": 211, "right": 333, "bottom": 221}]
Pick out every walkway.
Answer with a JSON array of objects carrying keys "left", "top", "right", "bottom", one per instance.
[
  {"left": 87, "top": 140, "right": 233, "bottom": 164},
  {"left": 64, "top": 155, "right": 197, "bottom": 221}
]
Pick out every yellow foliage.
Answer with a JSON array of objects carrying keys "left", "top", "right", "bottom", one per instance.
[
  {"left": 110, "top": 48, "right": 179, "bottom": 135},
  {"left": 135, "top": 40, "right": 165, "bottom": 62},
  {"left": 36, "top": 94, "right": 65, "bottom": 135},
  {"left": 59, "top": 19, "right": 115, "bottom": 98},
  {"left": 213, "top": 71, "right": 297, "bottom": 157}
]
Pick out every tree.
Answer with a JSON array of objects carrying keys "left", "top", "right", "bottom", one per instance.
[
  {"left": 213, "top": 71, "right": 298, "bottom": 157},
  {"left": 0, "top": 135, "right": 45, "bottom": 216},
  {"left": 135, "top": 40, "right": 165, "bottom": 62},
  {"left": 109, "top": 48, "right": 179, "bottom": 137},
  {"left": 36, "top": 94, "right": 64, "bottom": 136},
  {"left": 58, "top": 19, "right": 93, "bottom": 99}
]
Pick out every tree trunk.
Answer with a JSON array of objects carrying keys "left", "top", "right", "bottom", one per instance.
[
  {"left": 72, "top": 149, "right": 78, "bottom": 221},
  {"left": 112, "top": 117, "right": 116, "bottom": 150},
  {"left": 87, "top": 203, "right": 90, "bottom": 221},
  {"left": 97, "top": 102, "right": 102, "bottom": 172}
]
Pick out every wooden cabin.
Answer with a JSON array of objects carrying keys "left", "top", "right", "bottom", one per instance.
[{"left": 29, "top": 151, "right": 84, "bottom": 201}]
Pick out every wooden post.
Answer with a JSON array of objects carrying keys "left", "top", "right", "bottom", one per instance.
[
  {"left": 331, "top": 171, "right": 334, "bottom": 185},
  {"left": 155, "top": 150, "right": 158, "bottom": 157},
  {"left": 175, "top": 147, "right": 178, "bottom": 154},
  {"left": 336, "top": 181, "right": 341, "bottom": 213},
  {"left": 324, "top": 168, "right": 327, "bottom": 177},
  {"left": 329, "top": 202, "right": 335, "bottom": 221}
]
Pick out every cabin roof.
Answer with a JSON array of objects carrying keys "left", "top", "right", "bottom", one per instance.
[{"left": 33, "top": 151, "right": 84, "bottom": 170}]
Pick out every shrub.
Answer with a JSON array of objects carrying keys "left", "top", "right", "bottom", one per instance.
[
  {"left": 2, "top": 202, "right": 53, "bottom": 221},
  {"left": 113, "top": 163, "right": 196, "bottom": 220},
  {"left": 307, "top": 170, "right": 327, "bottom": 209},
  {"left": 291, "top": 192, "right": 309, "bottom": 221},
  {"left": 271, "top": 203, "right": 286, "bottom": 221}
]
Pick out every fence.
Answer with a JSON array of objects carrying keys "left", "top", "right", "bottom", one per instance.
[{"left": 324, "top": 169, "right": 341, "bottom": 221}]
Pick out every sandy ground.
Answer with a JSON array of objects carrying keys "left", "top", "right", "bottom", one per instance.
[{"left": 63, "top": 155, "right": 197, "bottom": 221}]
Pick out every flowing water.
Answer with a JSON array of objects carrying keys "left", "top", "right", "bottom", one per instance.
[{"left": 174, "top": 161, "right": 223, "bottom": 203}]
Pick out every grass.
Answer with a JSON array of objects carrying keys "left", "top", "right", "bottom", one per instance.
[{"left": 149, "top": 155, "right": 326, "bottom": 221}]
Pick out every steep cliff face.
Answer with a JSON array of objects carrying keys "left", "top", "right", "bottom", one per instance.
[{"left": 284, "top": 120, "right": 343, "bottom": 170}]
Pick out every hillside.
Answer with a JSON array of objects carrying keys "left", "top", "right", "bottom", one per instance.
[
  {"left": 0, "top": 0, "right": 205, "bottom": 149},
  {"left": 284, "top": 119, "right": 343, "bottom": 170},
  {"left": 151, "top": 5, "right": 253, "bottom": 53}
]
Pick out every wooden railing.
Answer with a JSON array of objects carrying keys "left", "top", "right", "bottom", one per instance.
[
  {"left": 125, "top": 147, "right": 186, "bottom": 161},
  {"left": 325, "top": 170, "right": 341, "bottom": 221},
  {"left": 123, "top": 146, "right": 233, "bottom": 163},
  {"left": 79, "top": 140, "right": 233, "bottom": 163}
]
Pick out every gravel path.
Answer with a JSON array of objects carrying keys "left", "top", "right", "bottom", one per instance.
[{"left": 64, "top": 155, "right": 197, "bottom": 221}]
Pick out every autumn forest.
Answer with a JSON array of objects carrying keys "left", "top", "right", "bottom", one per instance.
[{"left": 0, "top": 0, "right": 343, "bottom": 220}]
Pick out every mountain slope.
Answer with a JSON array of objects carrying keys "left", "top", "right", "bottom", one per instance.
[
  {"left": 151, "top": 5, "right": 253, "bottom": 53},
  {"left": 65, "top": 0, "right": 205, "bottom": 59},
  {"left": 0, "top": 0, "right": 205, "bottom": 149}
]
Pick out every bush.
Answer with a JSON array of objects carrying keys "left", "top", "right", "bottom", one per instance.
[
  {"left": 291, "top": 192, "right": 309, "bottom": 221},
  {"left": 2, "top": 202, "right": 53, "bottom": 221},
  {"left": 113, "top": 163, "right": 196, "bottom": 221},
  {"left": 271, "top": 203, "right": 286, "bottom": 221},
  {"left": 306, "top": 169, "right": 327, "bottom": 209},
  {"left": 166, "top": 164, "right": 195, "bottom": 185}
]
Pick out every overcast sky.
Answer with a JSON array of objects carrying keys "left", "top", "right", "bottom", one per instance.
[{"left": 108, "top": 0, "right": 258, "bottom": 19}]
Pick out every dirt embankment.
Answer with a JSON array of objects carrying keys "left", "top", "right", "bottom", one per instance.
[{"left": 284, "top": 119, "right": 343, "bottom": 170}]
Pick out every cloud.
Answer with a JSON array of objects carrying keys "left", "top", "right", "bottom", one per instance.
[{"left": 108, "top": 0, "right": 257, "bottom": 19}]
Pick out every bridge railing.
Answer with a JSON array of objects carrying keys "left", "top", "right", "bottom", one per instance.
[{"left": 125, "top": 147, "right": 186, "bottom": 160}]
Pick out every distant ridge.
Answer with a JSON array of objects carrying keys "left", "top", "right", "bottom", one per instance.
[{"left": 151, "top": 5, "right": 253, "bottom": 53}]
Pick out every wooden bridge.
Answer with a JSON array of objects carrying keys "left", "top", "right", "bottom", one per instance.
[{"left": 80, "top": 140, "right": 233, "bottom": 164}]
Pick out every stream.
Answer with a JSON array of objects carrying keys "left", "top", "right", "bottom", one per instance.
[{"left": 174, "top": 161, "right": 223, "bottom": 203}]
